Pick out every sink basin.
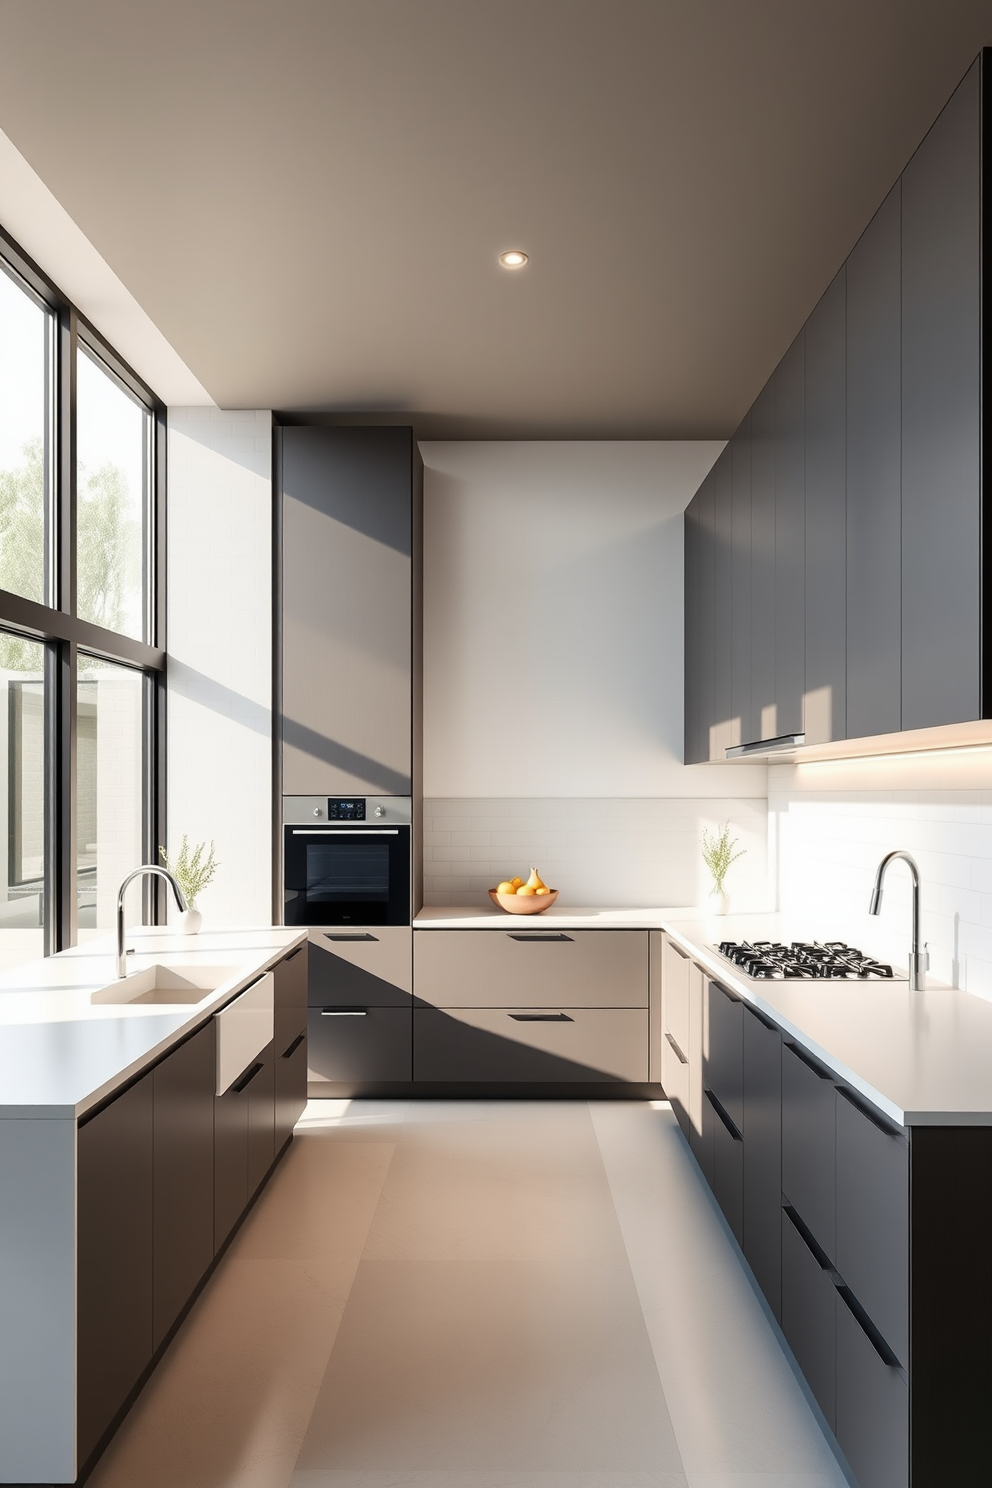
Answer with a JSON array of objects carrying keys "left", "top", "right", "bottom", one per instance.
[{"left": 91, "top": 964, "right": 244, "bottom": 1006}]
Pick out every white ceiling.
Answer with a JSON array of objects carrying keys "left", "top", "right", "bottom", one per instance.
[{"left": 0, "top": 0, "right": 988, "bottom": 435}]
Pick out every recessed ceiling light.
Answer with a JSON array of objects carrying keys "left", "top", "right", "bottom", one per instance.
[{"left": 498, "top": 250, "right": 528, "bottom": 269}]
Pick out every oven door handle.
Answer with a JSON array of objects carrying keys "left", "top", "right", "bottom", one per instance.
[{"left": 291, "top": 828, "right": 400, "bottom": 835}]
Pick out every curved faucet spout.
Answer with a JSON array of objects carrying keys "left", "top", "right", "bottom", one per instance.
[
  {"left": 116, "top": 865, "right": 188, "bottom": 978},
  {"left": 869, "top": 849, "right": 926, "bottom": 991}
]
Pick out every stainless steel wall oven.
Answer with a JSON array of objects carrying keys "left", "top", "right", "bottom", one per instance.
[{"left": 282, "top": 796, "right": 411, "bottom": 927}]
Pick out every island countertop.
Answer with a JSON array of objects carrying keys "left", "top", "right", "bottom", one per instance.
[{"left": 0, "top": 926, "right": 306, "bottom": 1119}]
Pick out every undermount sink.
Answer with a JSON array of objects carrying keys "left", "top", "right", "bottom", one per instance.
[{"left": 91, "top": 964, "right": 243, "bottom": 1006}]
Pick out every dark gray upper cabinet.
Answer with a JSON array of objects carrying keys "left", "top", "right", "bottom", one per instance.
[
  {"left": 774, "top": 330, "right": 806, "bottom": 738},
  {"left": 846, "top": 182, "right": 903, "bottom": 742},
  {"left": 712, "top": 448, "right": 734, "bottom": 758},
  {"left": 684, "top": 50, "right": 990, "bottom": 756},
  {"left": 730, "top": 416, "right": 752, "bottom": 747},
  {"left": 750, "top": 380, "right": 776, "bottom": 741},
  {"left": 279, "top": 426, "right": 422, "bottom": 796},
  {"left": 901, "top": 58, "right": 983, "bottom": 730},
  {"left": 804, "top": 268, "right": 847, "bottom": 745}
]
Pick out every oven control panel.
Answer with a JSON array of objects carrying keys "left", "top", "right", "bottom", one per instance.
[{"left": 327, "top": 798, "right": 365, "bottom": 821}]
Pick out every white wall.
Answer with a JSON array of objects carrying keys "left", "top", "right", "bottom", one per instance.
[
  {"left": 421, "top": 440, "right": 766, "bottom": 798},
  {"left": 167, "top": 409, "right": 272, "bottom": 927},
  {"left": 419, "top": 442, "right": 770, "bottom": 908},
  {"left": 769, "top": 753, "right": 992, "bottom": 998}
]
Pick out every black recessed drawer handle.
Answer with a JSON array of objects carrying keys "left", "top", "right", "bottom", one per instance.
[
  {"left": 704, "top": 1086, "right": 743, "bottom": 1142},
  {"left": 837, "top": 1085, "right": 904, "bottom": 1140},
  {"left": 232, "top": 1060, "right": 264, "bottom": 1094},
  {"left": 782, "top": 1203, "right": 833, "bottom": 1271},
  {"left": 836, "top": 1284, "right": 903, "bottom": 1370},
  {"left": 325, "top": 932, "right": 379, "bottom": 942},
  {"left": 785, "top": 1041, "right": 833, "bottom": 1082},
  {"left": 285, "top": 945, "right": 304, "bottom": 961},
  {"left": 507, "top": 933, "right": 574, "bottom": 943},
  {"left": 508, "top": 1012, "right": 574, "bottom": 1022},
  {"left": 320, "top": 1007, "right": 369, "bottom": 1016},
  {"left": 665, "top": 1031, "right": 689, "bottom": 1065},
  {"left": 281, "top": 1031, "right": 305, "bottom": 1058}
]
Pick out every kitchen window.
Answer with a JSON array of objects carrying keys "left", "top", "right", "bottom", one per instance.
[{"left": 0, "top": 225, "right": 165, "bottom": 967}]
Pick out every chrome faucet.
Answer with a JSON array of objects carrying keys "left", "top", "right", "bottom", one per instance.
[
  {"left": 869, "top": 849, "right": 928, "bottom": 991},
  {"left": 116, "top": 865, "right": 188, "bottom": 978}
]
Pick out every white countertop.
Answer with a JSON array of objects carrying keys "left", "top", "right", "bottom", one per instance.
[
  {"left": 0, "top": 927, "right": 306, "bottom": 1120},
  {"left": 418, "top": 904, "right": 992, "bottom": 1127}
]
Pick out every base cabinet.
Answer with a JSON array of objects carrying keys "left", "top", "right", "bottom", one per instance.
[
  {"left": 835, "top": 1295, "right": 908, "bottom": 1488},
  {"left": 742, "top": 1005, "right": 783, "bottom": 1318},
  {"left": 781, "top": 1208, "right": 836, "bottom": 1429},
  {"left": 413, "top": 1005, "right": 648, "bottom": 1083},
  {"left": 308, "top": 930, "right": 413, "bottom": 1089},
  {"left": 77, "top": 1073, "right": 154, "bottom": 1467},
  {"left": 247, "top": 1042, "right": 276, "bottom": 1196}
]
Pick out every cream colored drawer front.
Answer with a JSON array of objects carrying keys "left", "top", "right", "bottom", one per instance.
[
  {"left": 215, "top": 972, "right": 274, "bottom": 1095},
  {"left": 414, "top": 929, "right": 648, "bottom": 1009},
  {"left": 310, "top": 925, "right": 412, "bottom": 994},
  {"left": 424, "top": 1006, "right": 649, "bottom": 1082},
  {"left": 662, "top": 934, "right": 691, "bottom": 1056}
]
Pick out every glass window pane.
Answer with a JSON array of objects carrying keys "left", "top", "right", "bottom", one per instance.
[
  {"left": 0, "top": 264, "right": 51, "bottom": 606},
  {"left": 76, "top": 656, "right": 144, "bottom": 938},
  {"left": 76, "top": 347, "right": 148, "bottom": 640},
  {"left": 0, "top": 631, "right": 46, "bottom": 970}
]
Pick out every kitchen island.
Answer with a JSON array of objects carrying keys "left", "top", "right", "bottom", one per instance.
[{"left": 0, "top": 926, "right": 307, "bottom": 1486}]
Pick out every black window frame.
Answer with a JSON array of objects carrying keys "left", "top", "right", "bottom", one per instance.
[{"left": 0, "top": 220, "right": 166, "bottom": 955}]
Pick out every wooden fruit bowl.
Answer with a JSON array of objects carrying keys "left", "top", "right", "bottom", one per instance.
[{"left": 488, "top": 889, "right": 559, "bottom": 915}]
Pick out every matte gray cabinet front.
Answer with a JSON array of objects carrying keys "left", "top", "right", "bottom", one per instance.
[
  {"left": 77, "top": 1073, "right": 154, "bottom": 1467},
  {"left": 308, "top": 929, "right": 413, "bottom": 1088},
  {"left": 279, "top": 425, "right": 420, "bottom": 796},
  {"left": 152, "top": 1022, "right": 215, "bottom": 1350},
  {"left": 413, "top": 1006, "right": 648, "bottom": 1083},
  {"left": 835, "top": 1293, "right": 908, "bottom": 1488},
  {"left": 309, "top": 1004, "right": 412, "bottom": 1084},
  {"left": 742, "top": 1005, "right": 782, "bottom": 1319},
  {"left": 781, "top": 1042, "right": 835, "bottom": 1255},
  {"left": 781, "top": 1207, "right": 836, "bottom": 1428}
]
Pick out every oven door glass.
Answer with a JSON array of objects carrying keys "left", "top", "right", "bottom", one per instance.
[{"left": 283, "top": 825, "right": 410, "bottom": 926}]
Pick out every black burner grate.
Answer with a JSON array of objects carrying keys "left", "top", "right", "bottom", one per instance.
[{"left": 717, "top": 940, "right": 894, "bottom": 980}]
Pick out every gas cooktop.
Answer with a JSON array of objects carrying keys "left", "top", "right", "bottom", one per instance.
[{"left": 717, "top": 940, "right": 899, "bottom": 981}]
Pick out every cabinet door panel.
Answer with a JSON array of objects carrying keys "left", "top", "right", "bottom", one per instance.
[
  {"left": 684, "top": 495, "right": 702, "bottom": 764},
  {"left": 309, "top": 927, "right": 412, "bottom": 1007},
  {"left": 662, "top": 937, "right": 690, "bottom": 1057},
  {"left": 836, "top": 1294, "right": 908, "bottom": 1488},
  {"left": 708, "top": 1090, "right": 744, "bottom": 1243},
  {"left": 309, "top": 1004, "right": 412, "bottom": 1084},
  {"left": 214, "top": 1080, "right": 249, "bottom": 1252},
  {"left": 247, "top": 1042, "right": 276, "bottom": 1196},
  {"left": 687, "top": 961, "right": 710, "bottom": 1170},
  {"left": 712, "top": 447, "right": 735, "bottom": 757},
  {"left": 706, "top": 981, "right": 743, "bottom": 1135},
  {"left": 781, "top": 1208, "right": 836, "bottom": 1428},
  {"left": 414, "top": 929, "right": 648, "bottom": 1010},
  {"left": 281, "top": 426, "right": 413, "bottom": 795},
  {"left": 781, "top": 1043, "right": 835, "bottom": 1254},
  {"left": 77, "top": 1075, "right": 154, "bottom": 1466},
  {"left": 413, "top": 1007, "right": 648, "bottom": 1083},
  {"left": 275, "top": 1026, "right": 308, "bottom": 1152},
  {"left": 274, "top": 943, "right": 308, "bottom": 1056},
  {"left": 804, "top": 268, "right": 847, "bottom": 745},
  {"left": 775, "top": 330, "right": 805, "bottom": 739},
  {"left": 152, "top": 1023, "right": 215, "bottom": 1350},
  {"left": 750, "top": 381, "right": 777, "bottom": 740},
  {"left": 835, "top": 1090, "right": 908, "bottom": 1365},
  {"left": 730, "top": 418, "right": 752, "bottom": 747},
  {"left": 743, "top": 1006, "right": 783, "bottom": 1319},
  {"left": 697, "top": 471, "right": 717, "bottom": 759},
  {"left": 846, "top": 183, "right": 902, "bottom": 740},
  {"left": 901, "top": 58, "right": 982, "bottom": 731}
]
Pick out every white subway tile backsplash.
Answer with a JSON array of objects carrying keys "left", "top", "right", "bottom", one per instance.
[{"left": 422, "top": 796, "right": 769, "bottom": 910}]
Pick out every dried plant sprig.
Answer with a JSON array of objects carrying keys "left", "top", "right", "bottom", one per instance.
[
  {"left": 159, "top": 836, "right": 219, "bottom": 909},
  {"left": 701, "top": 821, "right": 745, "bottom": 893}
]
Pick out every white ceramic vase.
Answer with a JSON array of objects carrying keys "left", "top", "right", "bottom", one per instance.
[
  {"left": 708, "top": 887, "right": 730, "bottom": 917},
  {"left": 178, "top": 907, "right": 202, "bottom": 935}
]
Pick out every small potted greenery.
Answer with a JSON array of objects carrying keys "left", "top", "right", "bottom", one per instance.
[
  {"left": 158, "top": 837, "right": 219, "bottom": 934},
  {"left": 702, "top": 821, "right": 745, "bottom": 915}
]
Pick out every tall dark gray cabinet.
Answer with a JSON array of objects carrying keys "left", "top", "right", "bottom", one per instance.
[
  {"left": 276, "top": 424, "right": 423, "bottom": 1095},
  {"left": 684, "top": 50, "right": 991, "bottom": 761}
]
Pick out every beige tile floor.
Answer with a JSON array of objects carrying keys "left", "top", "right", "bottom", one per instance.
[{"left": 87, "top": 1101, "right": 849, "bottom": 1488}]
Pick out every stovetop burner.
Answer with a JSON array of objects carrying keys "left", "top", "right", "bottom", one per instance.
[{"left": 717, "top": 940, "right": 895, "bottom": 980}]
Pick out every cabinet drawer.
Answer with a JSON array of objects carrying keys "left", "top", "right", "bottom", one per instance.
[
  {"left": 274, "top": 943, "right": 307, "bottom": 1053},
  {"left": 275, "top": 1027, "right": 307, "bottom": 1152},
  {"left": 309, "top": 926, "right": 412, "bottom": 1005},
  {"left": 836, "top": 1290, "right": 908, "bottom": 1488},
  {"left": 413, "top": 1007, "right": 648, "bottom": 1083},
  {"left": 706, "top": 1088, "right": 744, "bottom": 1244},
  {"left": 662, "top": 936, "right": 690, "bottom": 1056},
  {"left": 661, "top": 1028, "right": 690, "bottom": 1132},
  {"left": 781, "top": 1207, "right": 836, "bottom": 1429},
  {"left": 308, "top": 1004, "right": 412, "bottom": 1083},
  {"left": 706, "top": 980, "right": 743, "bottom": 1134},
  {"left": 415, "top": 928, "right": 648, "bottom": 1010},
  {"left": 835, "top": 1088, "right": 908, "bottom": 1366},
  {"left": 742, "top": 1005, "right": 783, "bottom": 1320},
  {"left": 782, "top": 1042, "right": 836, "bottom": 1255}
]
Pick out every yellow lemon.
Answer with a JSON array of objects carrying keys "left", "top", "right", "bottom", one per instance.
[
  {"left": 511, "top": 876, "right": 523, "bottom": 888},
  {"left": 496, "top": 880, "right": 515, "bottom": 895},
  {"left": 516, "top": 884, "right": 537, "bottom": 895},
  {"left": 535, "top": 886, "right": 550, "bottom": 896}
]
